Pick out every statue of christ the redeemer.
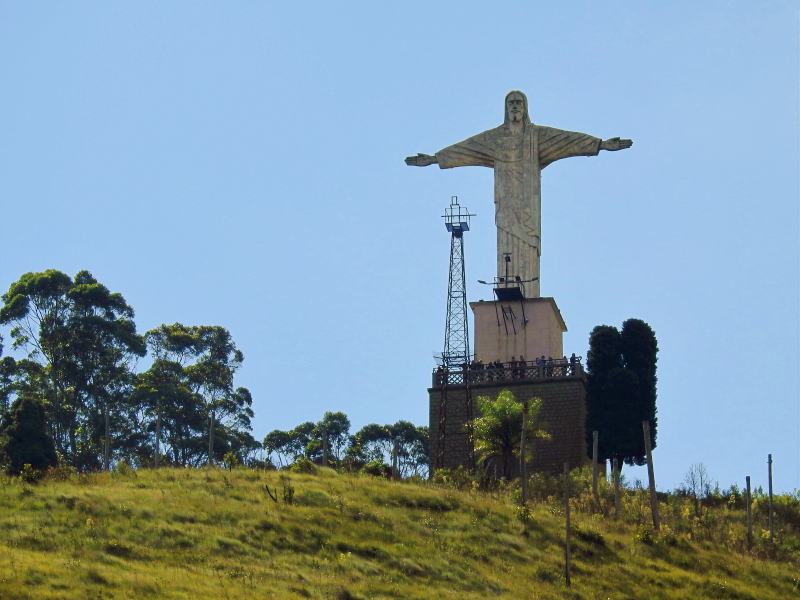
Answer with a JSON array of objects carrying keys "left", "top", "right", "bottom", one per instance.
[{"left": 406, "top": 90, "right": 632, "bottom": 298}]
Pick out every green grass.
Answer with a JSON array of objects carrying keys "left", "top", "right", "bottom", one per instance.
[{"left": 0, "top": 467, "right": 797, "bottom": 599}]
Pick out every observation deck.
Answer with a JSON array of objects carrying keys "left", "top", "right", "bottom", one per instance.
[{"left": 432, "top": 356, "right": 583, "bottom": 387}]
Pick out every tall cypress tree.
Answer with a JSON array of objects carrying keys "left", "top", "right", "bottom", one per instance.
[
  {"left": 620, "top": 318, "right": 658, "bottom": 456},
  {"left": 586, "top": 325, "right": 621, "bottom": 463},
  {"left": 586, "top": 319, "right": 658, "bottom": 469}
]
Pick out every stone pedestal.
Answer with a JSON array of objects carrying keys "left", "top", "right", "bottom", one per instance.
[
  {"left": 428, "top": 294, "right": 589, "bottom": 474},
  {"left": 471, "top": 296, "right": 567, "bottom": 364},
  {"left": 428, "top": 376, "right": 587, "bottom": 474}
]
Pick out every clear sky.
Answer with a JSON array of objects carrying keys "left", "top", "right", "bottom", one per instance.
[{"left": 1, "top": 2, "right": 797, "bottom": 492}]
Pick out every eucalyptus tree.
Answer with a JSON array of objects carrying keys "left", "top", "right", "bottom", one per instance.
[
  {"left": 132, "top": 357, "right": 204, "bottom": 466},
  {"left": 263, "top": 429, "right": 292, "bottom": 467},
  {"left": 346, "top": 420, "right": 429, "bottom": 477},
  {"left": 184, "top": 326, "right": 246, "bottom": 464},
  {"left": 309, "top": 411, "right": 351, "bottom": 464},
  {"left": 264, "top": 413, "right": 352, "bottom": 468},
  {"left": 406, "top": 425, "right": 430, "bottom": 478},
  {"left": 0, "top": 270, "right": 144, "bottom": 469},
  {"left": 285, "top": 421, "right": 315, "bottom": 460},
  {"left": 0, "top": 270, "right": 71, "bottom": 453},
  {"left": 66, "top": 271, "right": 145, "bottom": 468},
  {"left": 139, "top": 323, "right": 252, "bottom": 466}
]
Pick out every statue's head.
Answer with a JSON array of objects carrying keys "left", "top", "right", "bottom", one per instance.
[{"left": 504, "top": 90, "right": 530, "bottom": 125}]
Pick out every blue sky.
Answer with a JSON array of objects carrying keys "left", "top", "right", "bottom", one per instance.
[{"left": 1, "top": 2, "right": 797, "bottom": 492}]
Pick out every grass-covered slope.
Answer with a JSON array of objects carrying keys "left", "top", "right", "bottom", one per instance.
[{"left": 0, "top": 467, "right": 797, "bottom": 599}]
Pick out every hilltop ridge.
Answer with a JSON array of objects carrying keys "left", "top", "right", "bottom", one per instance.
[{"left": 0, "top": 467, "right": 797, "bottom": 599}]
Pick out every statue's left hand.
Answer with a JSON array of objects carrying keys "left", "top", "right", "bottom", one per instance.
[
  {"left": 405, "top": 153, "right": 438, "bottom": 167},
  {"left": 600, "top": 137, "right": 633, "bottom": 151}
]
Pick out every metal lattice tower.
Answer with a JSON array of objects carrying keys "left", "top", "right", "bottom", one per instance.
[
  {"left": 442, "top": 196, "right": 473, "bottom": 368},
  {"left": 436, "top": 196, "right": 475, "bottom": 470}
]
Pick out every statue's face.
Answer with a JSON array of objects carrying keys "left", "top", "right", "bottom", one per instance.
[{"left": 506, "top": 93, "right": 525, "bottom": 123}]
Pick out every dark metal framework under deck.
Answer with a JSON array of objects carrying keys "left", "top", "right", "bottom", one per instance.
[{"left": 437, "top": 197, "right": 475, "bottom": 470}]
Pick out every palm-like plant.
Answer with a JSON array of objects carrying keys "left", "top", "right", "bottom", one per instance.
[{"left": 472, "top": 390, "right": 549, "bottom": 479}]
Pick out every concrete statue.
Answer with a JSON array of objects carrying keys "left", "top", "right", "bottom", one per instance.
[{"left": 406, "top": 90, "right": 632, "bottom": 297}]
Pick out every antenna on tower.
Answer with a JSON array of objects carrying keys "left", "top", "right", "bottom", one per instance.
[{"left": 434, "top": 196, "right": 476, "bottom": 471}]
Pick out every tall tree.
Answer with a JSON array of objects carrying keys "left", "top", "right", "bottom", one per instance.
[
  {"left": 0, "top": 270, "right": 144, "bottom": 469},
  {"left": 346, "top": 421, "right": 430, "bottom": 477},
  {"left": 286, "top": 421, "right": 316, "bottom": 460},
  {"left": 620, "top": 318, "right": 658, "bottom": 452},
  {"left": 65, "top": 271, "right": 145, "bottom": 468},
  {"left": 312, "top": 411, "right": 351, "bottom": 463},
  {"left": 263, "top": 429, "right": 292, "bottom": 468},
  {"left": 180, "top": 325, "right": 245, "bottom": 464},
  {"left": 131, "top": 358, "right": 205, "bottom": 466},
  {"left": 586, "top": 319, "right": 658, "bottom": 469},
  {"left": 138, "top": 324, "right": 253, "bottom": 466}
]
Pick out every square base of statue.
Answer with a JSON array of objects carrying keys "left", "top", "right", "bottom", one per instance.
[
  {"left": 428, "top": 375, "right": 587, "bottom": 474},
  {"left": 470, "top": 297, "right": 567, "bottom": 364}
]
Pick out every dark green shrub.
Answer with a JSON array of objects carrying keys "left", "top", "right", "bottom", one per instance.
[{"left": 0, "top": 396, "right": 57, "bottom": 475}]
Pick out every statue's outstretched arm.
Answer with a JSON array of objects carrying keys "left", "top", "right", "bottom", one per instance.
[
  {"left": 599, "top": 138, "right": 633, "bottom": 151},
  {"left": 405, "top": 153, "right": 438, "bottom": 167}
]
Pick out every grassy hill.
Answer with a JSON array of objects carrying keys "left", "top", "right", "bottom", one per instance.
[{"left": 0, "top": 466, "right": 797, "bottom": 599}]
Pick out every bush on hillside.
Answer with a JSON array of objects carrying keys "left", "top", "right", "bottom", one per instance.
[
  {"left": 289, "top": 457, "right": 318, "bottom": 474},
  {"left": 0, "top": 395, "right": 57, "bottom": 476},
  {"left": 361, "top": 460, "right": 391, "bottom": 478}
]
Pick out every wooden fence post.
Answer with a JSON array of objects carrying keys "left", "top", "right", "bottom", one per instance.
[
  {"left": 591, "top": 430, "right": 599, "bottom": 510},
  {"left": 564, "top": 462, "right": 571, "bottom": 587},
  {"left": 103, "top": 405, "right": 110, "bottom": 471},
  {"left": 613, "top": 457, "right": 621, "bottom": 519},
  {"left": 520, "top": 400, "right": 528, "bottom": 505},
  {"left": 745, "top": 475, "right": 752, "bottom": 550},
  {"left": 208, "top": 411, "right": 215, "bottom": 465},
  {"left": 154, "top": 411, "right": 161, "bottom": 469},
  {"left": 768, "top": 454, "right": 774, "bottom": 545},
  {"left": 642, "top": 420, "right": 660, "bottom": 531}
]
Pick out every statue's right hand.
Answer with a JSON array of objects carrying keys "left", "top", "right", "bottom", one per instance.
[{"left": 405, "top": 153, "right": 437, "bottom": 167}]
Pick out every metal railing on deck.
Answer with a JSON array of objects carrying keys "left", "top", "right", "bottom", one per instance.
[{"left": 432, "top": 357, "right": 583, "bottom": 387}]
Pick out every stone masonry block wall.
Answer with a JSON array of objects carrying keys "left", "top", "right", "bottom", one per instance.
[{"left": 429, "top": 377, "right": 587, "bottom": 475}]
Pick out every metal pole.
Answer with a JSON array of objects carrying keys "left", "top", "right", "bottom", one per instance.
[
  {"left": 520, "top": 400, "right": 528, "bottom": 505},
  {"left": 745, "top": 475, "right": 752, "bottom": 550},
  {"left": 642, "top": 420, "right": 660, "bottom": 530},
  {"left": 768, "top": 454, "right": 774, "bottom": 545},
  {"left": 564, "top": 462, "right": 571, "bottom": 587},
  {"left": 613, "top": 457, "right": 621, "bottom": 519},
  {"left": 591, "top": 430, "right": 599, "bottom": 509}
]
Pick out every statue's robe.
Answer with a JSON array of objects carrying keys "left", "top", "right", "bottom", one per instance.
[{"left": 435, "top": 123, "right": 600, "bottom": 298}]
